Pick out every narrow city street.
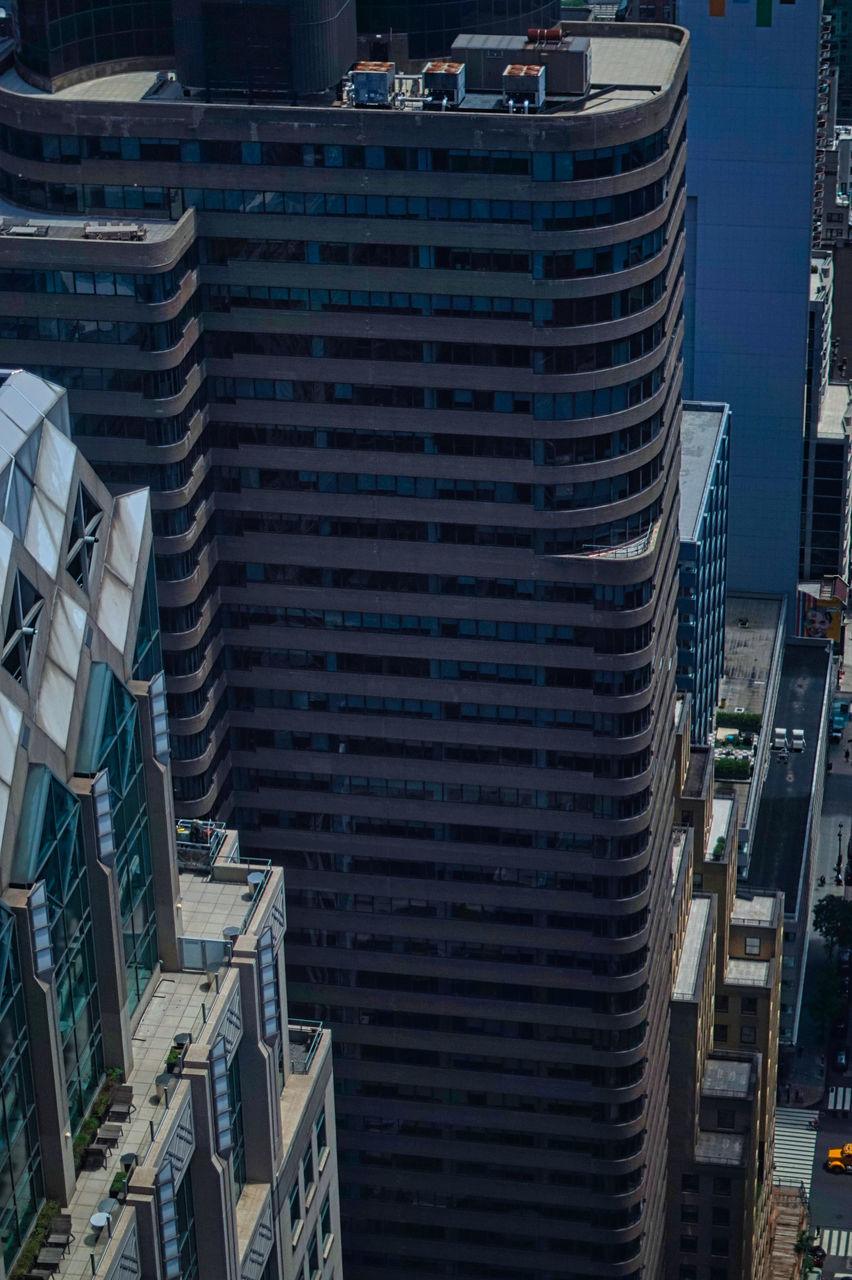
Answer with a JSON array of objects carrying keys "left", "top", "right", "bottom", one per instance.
[{"left": 797, "top": 680, "right": 852, "bottom": 1275}]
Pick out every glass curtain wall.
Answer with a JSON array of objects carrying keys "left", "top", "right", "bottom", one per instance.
[
  {"left": 77, "top": 664, "right": 158, "bottom": 1016},
  {"left": 226, "top": 1054, "right": 246, "bottom": 1197},
  {"left": 175, "top": 1165, "right": 199, "bottom": 1279},
  {"left": 12, "top": 768, "right": 103, "bottom": 1130},
  {"left": 0, "top": 907, "right": 43, "bottom": 1271},
  {"left": 133, "top": 554, "right": 163, "bottom": 682}
]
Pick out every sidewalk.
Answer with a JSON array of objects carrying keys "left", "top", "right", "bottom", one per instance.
[
  {"left": 784, "top": 649, "right": 852, "bottom": 1111},
  {"left": 781, "top": 1045, "right": 828, "bottom": 1111}
]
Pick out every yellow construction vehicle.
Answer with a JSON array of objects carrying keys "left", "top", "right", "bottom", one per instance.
[{"left": 826, "top": 1143, "right": 852, "bottom": 1173}]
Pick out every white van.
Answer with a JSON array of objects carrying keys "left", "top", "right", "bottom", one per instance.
[
  {"left": 772, "top": 728, "right": 788, "bottom": 750},
  {"left": 791, "top": 728, "right": 805, "bottom": 751}
]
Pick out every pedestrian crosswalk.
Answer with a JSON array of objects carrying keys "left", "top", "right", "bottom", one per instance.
[
  {"left": 774, "top": 1107, "right": 819, "bottom": 1197},
  {"left": 814, "top": 1228, "right": 852, "bottom": 1260},
  {"left": 827, "top": 1086, "right": 852, "bottom": 1114}
]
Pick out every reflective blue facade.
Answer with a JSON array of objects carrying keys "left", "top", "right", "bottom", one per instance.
[{"left": 677, "top": 403, "right": 730, "bottom": 743}]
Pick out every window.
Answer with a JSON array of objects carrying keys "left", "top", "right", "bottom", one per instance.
[
  {"left": 302, "top": 1141, "right": 316, "bottom": 1207},
  {"left": 2, "top": 571, "right": 42, "bottom": 688},
  {"left": 17, "top": 769, "right": 102, "bottom": 1130},
  {"left": 227, "top": 1054, "right": 246, "bottom": 1198},
  {"left": 713, "top": 1176, "right": 731, "bottom": 1195},
  {"left": 76, "top": 665, "right": 157, "bottom": 1015},
  {"left": 681, "top": 1173, "right": 699, "bottom": 1193},
  {"left": 740, "top": 997, "right": 758, "bottom": 1015},
  {"left": 680, "top": 1204, "right": 698, "bottom": 1223},
  {"left": 714, "top": 1024, "right": 728, "bottom": 1043},
  {"left": 680, "top": 1269, "right": 698, "bottom": 1280},
  {"left": 740, "top": 1025, "right": 756, "bottom": 1045},
  {"left": 65, "top": 483, "right": 102, "bottom": 591},
  {"left": 289, "top": 1180, "right": 302, "bottom": 1246},
  {"left": 0, "top": 908, "right": 43, "bottom": 1271},
  {"left": 717, "top": 1109, "right": 736, "bottom": 1130},
  {"left": 712, "top": 1207, "right": 730, "bottom": 1227},
  {"left": 745, "top": 937, "right": 761, "bottom": 956},
  {"left": 320, "top": 1195, "right": 333, "bottom": 1259},
  {"left": 715, "top": 996, "right": 728, "bottom": 1014},
  {"left": 307, "top": 1231, "right": 319, "bottom": 1279},
  {"left": 711, "top": 1237, "right": 729, "bottom": 1257},
  {"left": 315, "top": 1109, "right": 329, "bottom": 1171},
  {"left": 168, "top": 1165, "right": 199, "bottom": 1280},
  {"left": 680, "top": 1237, "right": 698, "bottom": 1254}
]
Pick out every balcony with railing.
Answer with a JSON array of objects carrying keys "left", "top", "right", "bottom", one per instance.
[
  {"left": 289, "top": 1021, "right": 324, "bottom": 1076},
  {"left": 175, "top": 816, "right": 228, "bottom": 870}
]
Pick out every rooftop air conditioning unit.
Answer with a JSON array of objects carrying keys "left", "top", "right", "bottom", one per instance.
[
  {"left": 502, "top": 63, "right": 545, "bottom": 111},
  {"left": 423, "top": 61, "right": 466, "bottom": 106},
  {"left": 352, "top": 61, "right": 395, "bottom": 106}
]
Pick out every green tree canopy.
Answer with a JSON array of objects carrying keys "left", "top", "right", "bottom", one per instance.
[
  {"left": 813, "top": 894, "right": 852, "bottom": 956},
  {"left": 808, "top": 964, "right": 846, "bottom": 1037}
]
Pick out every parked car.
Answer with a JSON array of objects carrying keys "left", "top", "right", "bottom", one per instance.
[
  {"left": 836, "top": 1047, "right": 849, "bottom": 1073},
  {"left": 832, "top": 1016, "right": 848, "bottom": 1041},
  {"left": 840, "top": 948, "right": 852, "bottom": 973}
]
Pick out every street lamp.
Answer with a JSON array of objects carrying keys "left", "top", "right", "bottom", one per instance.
[{"left": 840, "top": 823, "right": 845, "bottom": 871}]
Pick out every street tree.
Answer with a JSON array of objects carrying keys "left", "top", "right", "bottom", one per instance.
[
  {"left": 808, "top": 964, "right": 846, "bottom": 1038},
  {"left": 812, "top": 894, "right": 852, "bottom": 957}
]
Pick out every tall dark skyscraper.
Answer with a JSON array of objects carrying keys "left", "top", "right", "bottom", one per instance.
[
  {"left": 355, "top": 0, "right": 561, "bottom": 56},
  {"left": 0, "top": 11, "right": 687, "bottom": 1277}
]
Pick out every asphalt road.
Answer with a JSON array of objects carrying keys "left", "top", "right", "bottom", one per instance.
[
  {"left": 810, "top": 1111, "right": 852, "bottom": 1257},
  {"left": 807, "top": 751, "right": 852, "bottom": 1275}
]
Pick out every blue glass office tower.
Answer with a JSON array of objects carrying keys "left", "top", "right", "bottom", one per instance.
[
  {"left": 678, "top": 402, "right": 730, "bottom": 744},
  {"left": 680, "top": 0, "right": 820, "bottom": 602}
]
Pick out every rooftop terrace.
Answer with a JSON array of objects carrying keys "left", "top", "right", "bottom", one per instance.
[
  {"left": 695, "top": 1131, "right": 746, "bottom": 1167},
  {"left": 702, "top": 1055, "right": 754, "bottom": 1100},
  {"left": 719, "top": 594, "right": 786, "bottom": 719},
  {"left": 818, "top": 381, "right": 852, "bottom": 440},
  {"left": 707, "top": 796, "right": 734, "bottom": 860},
  {"left": 731, "top": 893, "right": 780, "bottom": 927},
  {"left": 726, "top": 958, "right": 772, "bottom": 988}
]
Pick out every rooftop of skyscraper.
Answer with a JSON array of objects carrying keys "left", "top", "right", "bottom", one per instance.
[
  {"left": 719, "top": 594, "right": 786, "bottom": 719},
  {"left": 0, "top": 23, "right": 685, "bottom": 117},
  {"left": 680, "top": 401, "right": 729, "bottom": 543}
]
